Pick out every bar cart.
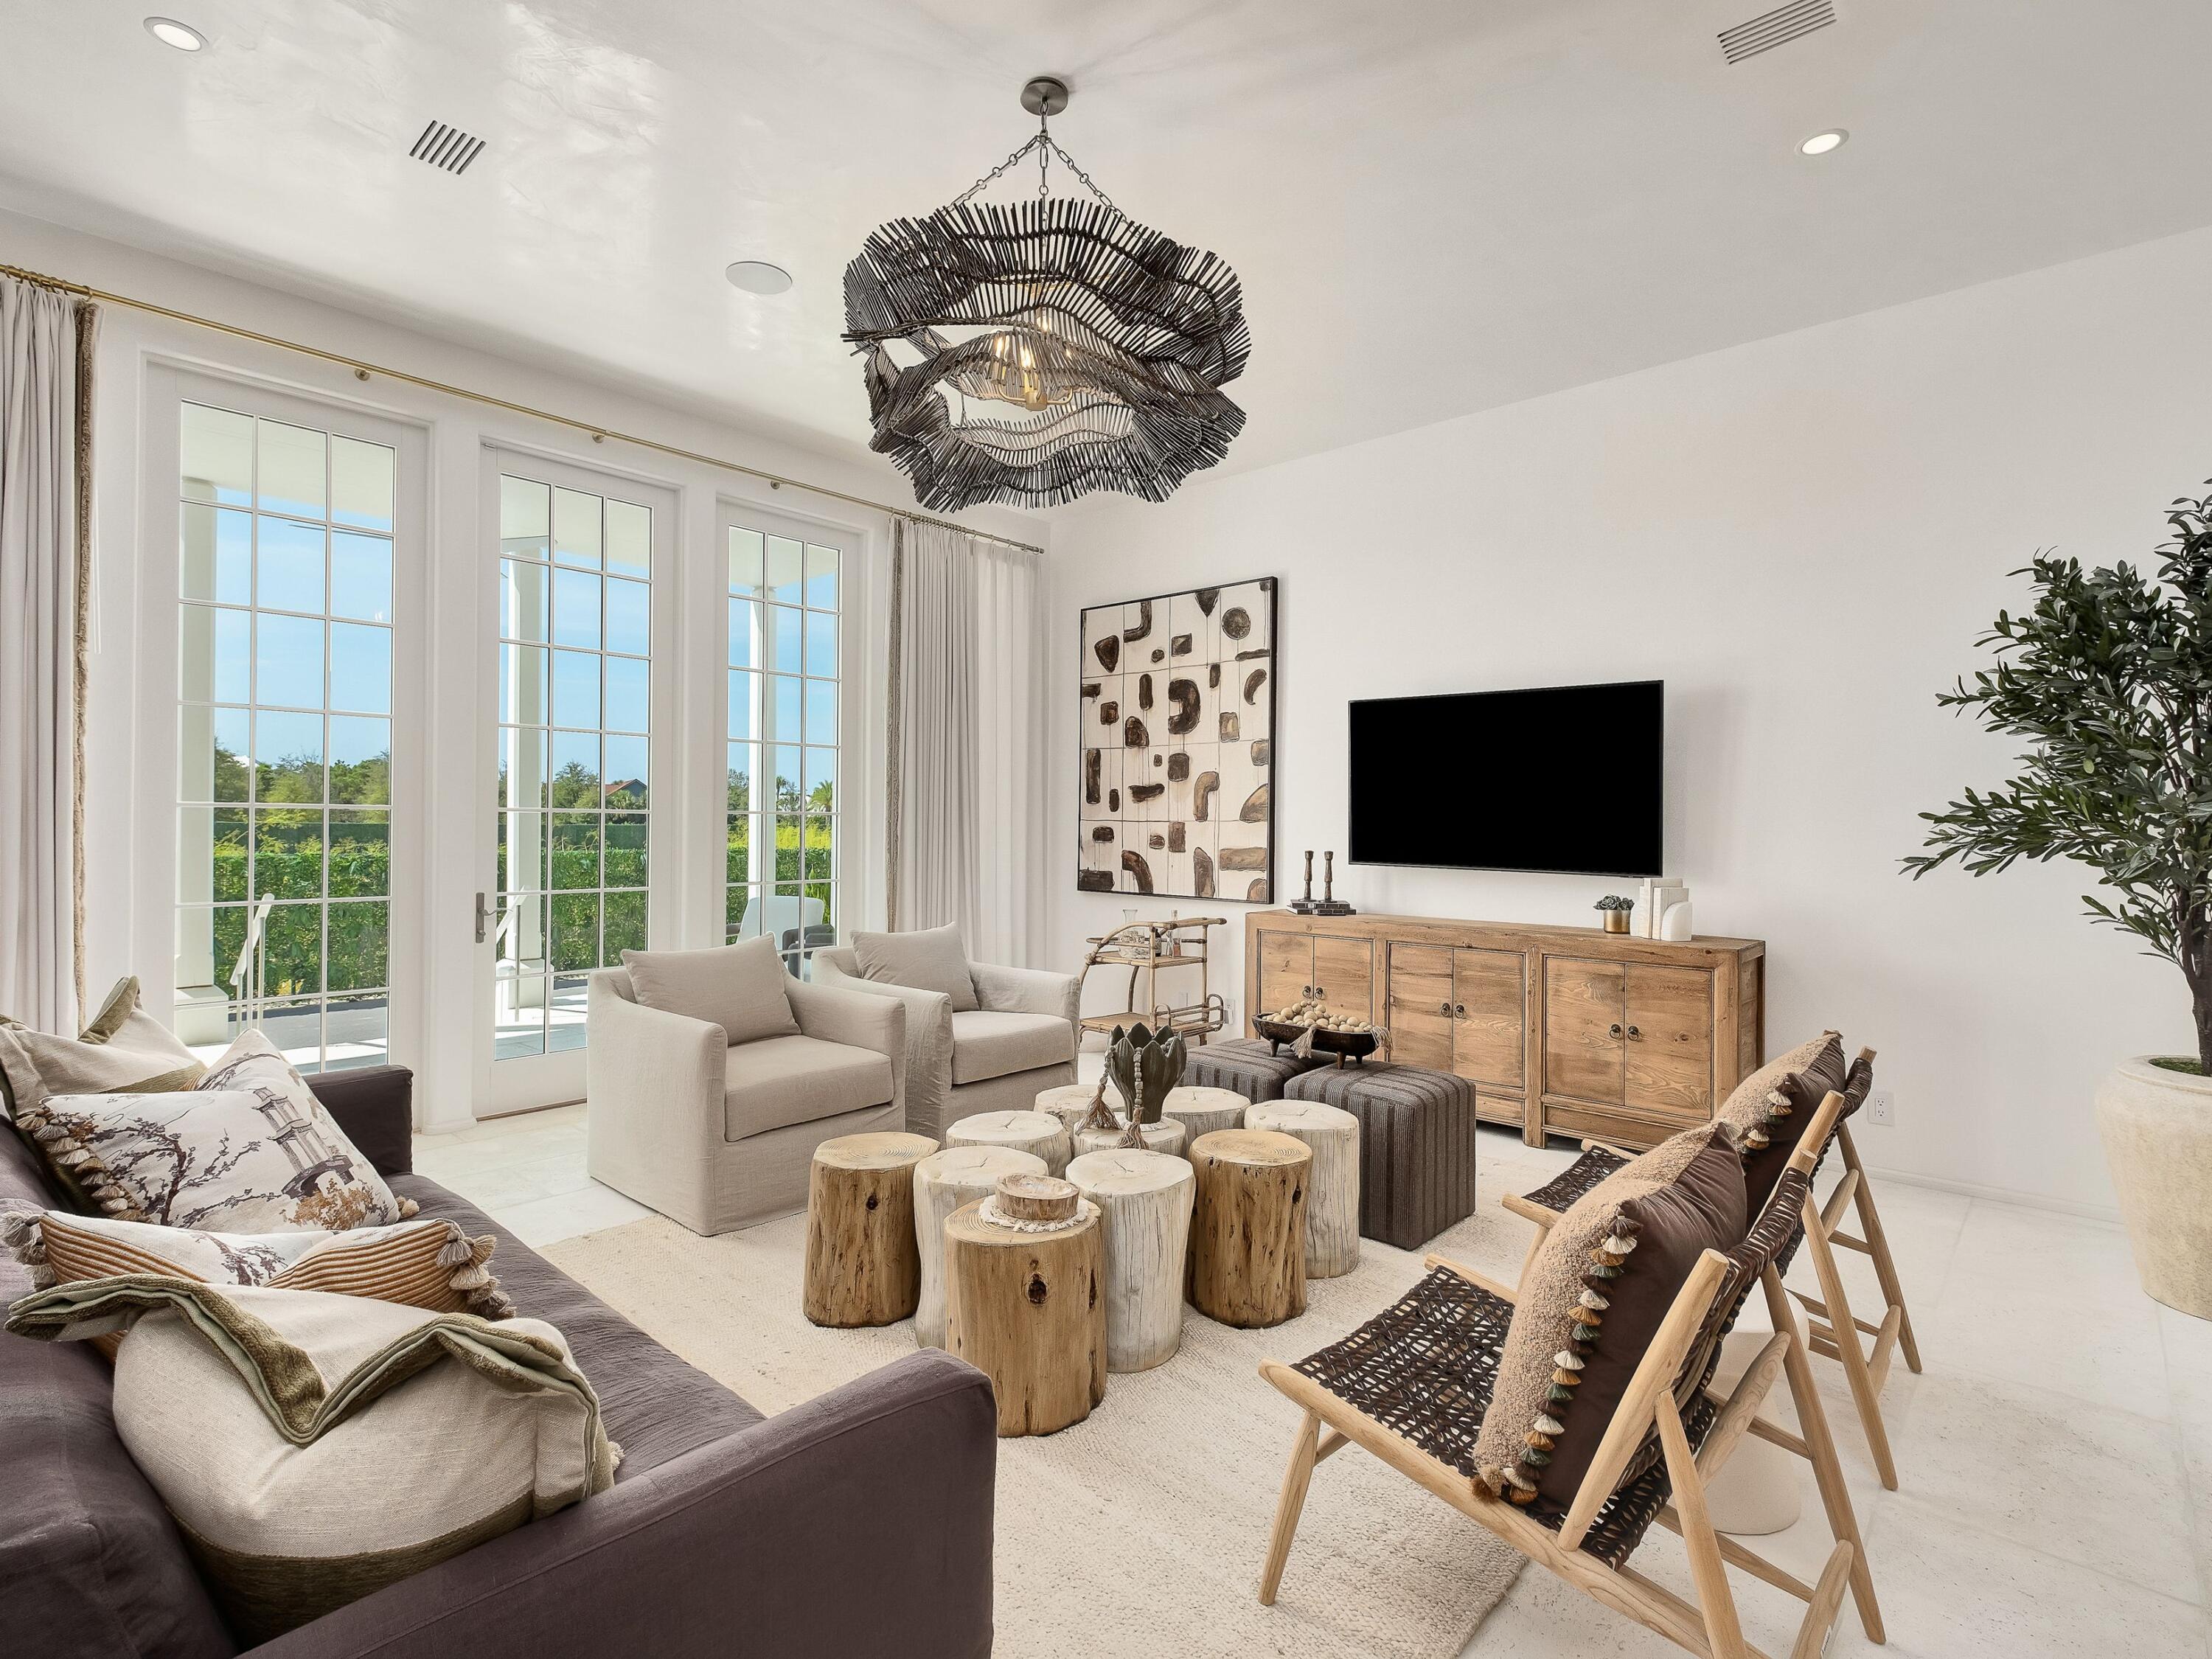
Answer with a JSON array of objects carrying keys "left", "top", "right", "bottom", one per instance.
[{"left": 1077, "top": 917, "right": 1229, "bottom": 1044}]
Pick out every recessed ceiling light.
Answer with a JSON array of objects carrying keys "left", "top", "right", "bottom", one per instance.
[
  {"left": 144, "top": 16, "right": 206, "bottom": 51},
  {"left": 1799, "top": 128, "right": 1848, "bottom": 156},
  {"left": 725, "top": 261, "right": 793, "bottom": 296}
]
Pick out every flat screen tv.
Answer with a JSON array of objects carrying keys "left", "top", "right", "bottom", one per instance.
[{"left": 1347, "top": 680, "right": 1663, "bottom": 877}]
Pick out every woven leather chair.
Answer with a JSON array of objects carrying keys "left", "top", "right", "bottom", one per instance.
[
  {"left": 1506, "top": 1046, "right": 1916, "bottom": 1491},
  {"left": 1256, "top": 1092, "right": 1882, "bottom": 1659}
]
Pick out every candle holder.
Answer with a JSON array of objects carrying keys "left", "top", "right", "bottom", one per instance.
[
  {"left": 1290, "top": 850, "right": 1318, "bottom": 914},
  {"left": 1312, "top": 849, "right": 1357, "bottom": 916}
]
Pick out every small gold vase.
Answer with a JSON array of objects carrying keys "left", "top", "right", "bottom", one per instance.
[{"left": 1602, "top": 910, "right": 1630, "bottom": 934}]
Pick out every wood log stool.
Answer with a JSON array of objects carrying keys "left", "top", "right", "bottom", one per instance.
[
  {"left": 1156, "top": 1085, "right": 1248, "bottom": 1150},
  {"left": 1072, "top": 1116, "right": 1187, "bottom": 1161},
  {"left": 1034, "top": 1080, "right": 1124, "bottom": 1141},
  {"left": 1065, "top": 1149, "right": 1196, "bottom": 1373},
  {"left": 945, "top": 1110, "right": 1073, "bottom": 1176},
  {"left": 1186, "top": 1129, "right": 1311, "bottom": 1329},
  {"left": 802, "top": 1132, "right": 937, "bottom": 1328},
  {"left": 1245, "top": 1100, "right": 1361, "bottom": 1278},
  {"left": 944, "top": 1176, "right": 1106, "bottom": 1436},
  {"left": 911, "top": 1144, "right": 1049, "bottom": 1350}
]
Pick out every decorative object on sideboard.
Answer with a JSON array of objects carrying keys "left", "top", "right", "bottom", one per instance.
[
  {"left": 1311, "top": 850, "right": 1357, "bottom": 917},
  {"left": 1102, "top": 1021, "right": 1190, "bottom": 1149},
  {"left": 1079, "top": 578, "right": 1276, "bottom": 901},
  {"left": 1658, "top": 897, "right": 1694, "bottom": 941},
  {"left": 841, "top": 76, "right": 1249, "bottom": 513},
  {"left": 1290, "top": 850, "right": 1318, "bottom": 914},
  {"left": 1907, "top": 479, "right": 2212, "bottom": 1318},
  {"left": 1252, "top": 999, "right": 1382, "bottom": 1066},
  {"left": 1635, "top": 875, "right": 1688, "bottom": 939},
  {"left": 1593, "top": 894, "right": 1635, "bottom": 935}
]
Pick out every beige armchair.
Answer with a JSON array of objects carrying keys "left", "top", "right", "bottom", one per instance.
[
  {"left": 814, "top": 933, "right": 1077, "bottom": 1141},
  {"left": 585, "top": 947, "right": 908, "bottom": 1236}
]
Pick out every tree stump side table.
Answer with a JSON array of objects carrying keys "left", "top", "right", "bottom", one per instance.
[
  {"left": 1034, "top": 1081, "right": 1125, "bottom": 1141},
  {"left": 943, "top": 1196, "right": 1106, "bottom": 1436},
  {"left": 911, "top": 1145, "right": 1051, "bottom": 1349},
  {"left": 1065, "top": 1149, "right": 1196, "bottom": 1373},
  {"left": 1186, "top": 1128, "right": 1311, "bottom": 1329},
  {"left": 1071, "top": 1116, "right": 1188, "bottom": 1161},
  {"left": 802, "top": 1132, "right": 938, "bottom": 1328},
  {"left": 1245, "top": 1100, "right": 1361, "bottom": 1278},
  {"left": 945, "top": 1109, "right": 1074, "bottom": 1177},
  {"left": 1157, "top": 1085, "right": 1249, "bottom": 1150}
]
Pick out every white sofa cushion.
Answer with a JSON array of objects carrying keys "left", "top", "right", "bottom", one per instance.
[
  {"left": 723, "top": 1034, "right": 895, "bottom": 1141},
  {"left": 949, "top": 1009, "right": 1076, "bottom": 1087},
  {"left": 852, "top": 925, "right": 978, "bottom": 1012},
  {"left": 621, "top": 935, "right": 799, "bottom": 1046}
]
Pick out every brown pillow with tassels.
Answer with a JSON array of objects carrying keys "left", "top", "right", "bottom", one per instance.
[
  {"left": 1719, "top": 1032, "right": 1850, "bottom": 1215},
  {"left": 1475, "top": 1125, "right": 1747, "bottom": 1511}
]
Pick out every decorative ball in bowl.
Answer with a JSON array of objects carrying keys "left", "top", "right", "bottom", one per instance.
[{"left": 1253, "top": 1002, "right": 1382, "bottom": 1062}]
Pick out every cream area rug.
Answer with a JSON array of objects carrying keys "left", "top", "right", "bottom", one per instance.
[{"left": 545, "top": 1165, "right": 1540, "bottom": 1658}]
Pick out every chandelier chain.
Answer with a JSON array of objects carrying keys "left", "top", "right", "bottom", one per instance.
[{"left": 948, "top": 117, "right": 1123, "bottom": 217}]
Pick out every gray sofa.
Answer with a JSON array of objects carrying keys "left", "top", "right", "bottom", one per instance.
[{"left": 1, "top": 1065, "right": 997, "bottom": 1659}]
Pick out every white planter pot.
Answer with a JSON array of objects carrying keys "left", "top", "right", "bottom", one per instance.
[{"left": 2096, "top": 1055, "right": 2212, "bottom": 1319}]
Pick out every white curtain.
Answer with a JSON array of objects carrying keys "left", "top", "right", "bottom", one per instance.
[
  {"left": 0, "top": 275, "right": 90, "bottom": 1031},
  {"left": 886, "top": 518, "right": 1044, "bottom": 965}
]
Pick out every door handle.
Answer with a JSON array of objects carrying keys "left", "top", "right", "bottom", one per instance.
[
  {"left": 475, "top": 891, "right": 488, "bottom": 945},
  {"left": 1627, "top": 1025, "right": 1643, "bottom": 1040},
  {"left": 1303, "top": 984, "right": 1313, "bottom": 997},
  {"left": 1454, "top": 1002, "right": 1467, "bottom": 1018},
  {"left": 1608, "top": 1023, "right": 1624, "bottom": 1038},
  {"left": 1439, "top": 1001, "right": 1452, "bottom": 1016}
]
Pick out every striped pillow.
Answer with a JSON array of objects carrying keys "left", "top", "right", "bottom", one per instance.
[{"left": 2, "top": 1209, "right": 512, "bottom": 1355}]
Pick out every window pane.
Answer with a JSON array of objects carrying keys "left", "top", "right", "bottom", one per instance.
[
  {"left": 255, "top": 807, "right": 325, "bottom": 899},
  {"left": 725, "top": 813, "right": 753, "bottom": 885},
  {"left": 263, "top": 901, "right": 325, "bottom": 996},
  {"left": 804, "top": 814, "right": 834, "bottom": 894},
  {"left": 551, "top": 649, "right": 599, "bottom": 729},
  {"left": 769, "top": 745, "right": 803, "bottom": 813},
  {"left": 181, "top": 403, "right": 252, "bottom": 506},
  {"left": 330, "top": 716, "right": 392, "bottom": 804},
  {"left": 255, "top": 613, "right": 324, "bottom": 709},
  {"left": 766, "top": 673, "right": 801, "bottom": 743},
  {"left": 552, "top": 567, "right": 601, "bottom": 650},
  {"left": 177, "top": 806, "right": 248, "bottom": 905},
  {"left": 805, "top": 678, "right": 837, "bottom": 745},
  {"left": 804, "top": 745, "right": 835, "bottom": 812},
  {"left": 603, "top": 888, "right": 647, "bottom": 961},
  {"left": 330, "top": 809, "right": 390, "bottom": 897},
  {"left": 500, "top": 893, "right": 548, "bottom": 970},
  {"left": 257, "top": 421, "right": 327, "bottom": 519},
  {"left": 181, "top": 605, "right": 251, "bottom": 705},
  {"left": 252, "top": 709, "right": 324, "bottom": 802},
  {"left": 499, "top": 810, "right": 546, "bottom": 894},
  {"left": 496, "top": 975, "right": 549, "bottom": 1058},
  {"left": 176, "top": 904, "right": 250, "bottom": 997},
  {"left": 775, "top": 813, "right": 805, "bottom": 885},
  {"left": 330, "top": 622, "right": 392, "bottom": 715},
  {"left": 765, "top": 536, "right": 802, "bottom": 604},
  {"left": 804, "top": 544, "right": 838, "bottom": 610},
  {"left": 499, "top": 644, "right": 546, "bottom": 727},
  {"left": 605, "top": 654, "right": 648, "bottom": 734},
  {"left": 764, "top": 603, "right": 799, "bottom": 673},
  {"left": 605, "top": 576, "right": 648, "bottom": 656},
  {"left": 327, "top": 900, "right": 389, "bottom": 992},
  {"left": 549, "top": 974, "right": 591, "bottom": 1051},
  {"left": 805, "top": 609, "right": 836, "bottom": 679},
  {"left": 606, "top": 499, "right": 650, "bottom": 574},
  {"left": 331, "top": 532, "right": 392, "bottom": 622},
  {"left": 726, "top": 881, "right": 759, "bottom": 943},
  {"left": 554, "top": 488, "right": 602, "bottom": 568},
  {"left": 550, "top": 813, "right": 601, "bottom": 890},
  {"left": 726, "top": 742, "right": 754, "bottom": 813},
  {"left": 602, "top": 734, "right": 647, "bottom": 807},
  {"left": 605, "top": 814, "right": 647, "bottom": 887},
  {"left": 728, "top": 527, "right": 764, "bottom": 594},
  {"left": 331, "top": 436, "right": 395, "bottom": 533},
  {"left": 728, "top": 669, "right": 757, "bottom": 740},
  {"left": 180, "top": 704, "right": 251, "bottom": 803},
  {"left": 500, "top": 476, "right": 550, "bottom": 554},
  {"left": 255, "top": 998, "right": 326, "bottom": 1068},
  {"left": 181, "top": 504, "right": 251, "bottom": 604},
  {"left": 500, "top": 727, "right": 548, "bottom": 810},
  {"left": 550, "top": 892, "right": 600, "bottom": 970},
  {"left": 257, "top": 516, "right": 326, "bottom": 613},
  {"left": 549, "top": 730, "right": 599, "bottom": 802},
  {"left": 501, "top": 559, "right": 549, "bottom": 641},
  {"left": 323, "top": 993, "right": 390, "bottom": 1071},
  {"left": 727, "top": 597, "right": 758, "bottom": 669}
]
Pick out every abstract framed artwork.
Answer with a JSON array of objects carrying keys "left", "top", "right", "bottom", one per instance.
[{"left": 1078, "top": 577, "right": 1276, "bottom": 900}]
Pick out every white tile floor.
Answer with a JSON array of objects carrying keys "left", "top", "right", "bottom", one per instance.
[{"left": 417, "top": 1096, "right": 2211, "bottom": 1658}]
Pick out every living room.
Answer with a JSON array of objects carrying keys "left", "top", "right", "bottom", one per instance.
[{"left": 1, "top": 5, "right": 2207, "bottom": 1658}]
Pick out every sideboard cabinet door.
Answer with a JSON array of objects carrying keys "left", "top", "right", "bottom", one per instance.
[
  {"left": 1386, "top": 943, "right": 1456, "bottom": 1071},
  {"left": 1310, "top": 934, "right": 1376, "bottom": 1022},
  {"left": 1453, "top": 947, "right": 1526, "bottom": 1093},
  {"left": 1622, "top": 964, "right": 1714, "bottom": 1119},
  {"left": 1255, "top": 930, "right": 1312, "bottom": 1018},
  {"left": 1544, "top": 957, "right": 1626, "bottom": 1106}
]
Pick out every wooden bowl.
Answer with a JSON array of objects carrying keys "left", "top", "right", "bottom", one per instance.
[{"left": 1251, "top": 1018, "right": 1379, "bottom": 1063}]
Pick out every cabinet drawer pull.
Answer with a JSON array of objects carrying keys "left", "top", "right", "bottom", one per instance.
[
  {"left": 1313, "top": 985, "right": 1325, "bottom": 998},
  {"left": 1608, "top": 1023, "right": 1624, "bottom": 1038},
  {"left": 1627, "top": 1025, "right": 1642, "bottom": 1040},
  {"left": 1454, "top": 1003, "right": 1467, "bottom": 1018},
  {"left": 1439, "top": 1001, "right": 1453, "bottom": 1017}
]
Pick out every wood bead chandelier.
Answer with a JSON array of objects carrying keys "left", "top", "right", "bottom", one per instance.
[{"left": 842, "top": 77, "right": 1250, "bottom": 512}]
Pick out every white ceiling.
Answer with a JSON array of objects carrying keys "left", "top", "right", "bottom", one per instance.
[{"left": 5, "top": 1, "right": 2212, "bottom": 507}]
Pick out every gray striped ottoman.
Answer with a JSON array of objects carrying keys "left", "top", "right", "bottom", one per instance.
[
  {"left": 1281, "top": 1062, "right": 1479, "bottom": 1251},
  {"left": 1184, "top": 1037, "right": 1326, "bottom": 1104}
]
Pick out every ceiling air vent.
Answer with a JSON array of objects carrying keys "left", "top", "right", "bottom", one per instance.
[
  {"left": 409, "top": 120, "right": 485, "bottom": 175},
  {"left": 1718, "top": 0, "right": 1837, "bottom": 63}
]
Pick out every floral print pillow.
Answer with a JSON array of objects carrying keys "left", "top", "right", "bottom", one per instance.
[{"left": 16, "top": 1030, "right": 414, "bottom": 1233}]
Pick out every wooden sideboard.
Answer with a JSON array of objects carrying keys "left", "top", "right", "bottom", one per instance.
[{"left": 1243, "top": 911, "right": 1765, "bottom": 1149}]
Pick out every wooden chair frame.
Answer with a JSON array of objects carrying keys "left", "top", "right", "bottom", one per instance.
[
  {"left": 1258, "top": 1095, "right": 1884, "bottom": 1658},
  {"left": 1503, "top": 1048, "right": 1919, "bottom": 1491}
]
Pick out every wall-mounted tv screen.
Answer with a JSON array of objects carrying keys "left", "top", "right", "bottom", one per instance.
[{"left": 1347, "top": 680, "right": 1663, "bottom": 877}]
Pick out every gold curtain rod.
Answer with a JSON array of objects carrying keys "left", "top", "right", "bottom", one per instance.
[{"left": 0, "top": 260, "right": 1046, "bottom": 556}]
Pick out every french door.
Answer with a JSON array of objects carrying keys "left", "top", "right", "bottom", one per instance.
[{"left": 476, "top": 449, "right": 676, "bottom": 1113}]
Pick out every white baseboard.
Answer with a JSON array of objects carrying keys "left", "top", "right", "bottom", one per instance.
[{"left": 1860, "top": 1161, "right": 2121, "bottom": 1225}]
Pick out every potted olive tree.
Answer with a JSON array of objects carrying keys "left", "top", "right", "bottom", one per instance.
[{"left": 1907, "top": 481, "right": 2212, "bottom": 1316}]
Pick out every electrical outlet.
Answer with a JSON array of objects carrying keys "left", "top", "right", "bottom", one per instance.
[{"left": 1867, "top": 1089, "right": 1896, "bottom": 1127}]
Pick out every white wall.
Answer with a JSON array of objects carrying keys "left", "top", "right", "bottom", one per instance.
[
  {"left": 0, "top": 204, "right": 1046, "bottom": 1129},
  {"left": 1046, "top": 223, "right": 2212, "bottom": 1216}
]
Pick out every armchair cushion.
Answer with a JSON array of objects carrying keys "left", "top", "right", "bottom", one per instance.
[
  {"left": 723, "top": 1035, "right": 895, "bottom": 1141},
  {"left": 622, "top": 936, "right": 799, "bottom": 1047},
  {"left": 949, "top": 1009, "right": 1077, "bottom": 1086},
  {"left": 852, "top": 925, "right": 978, "bottom": 1012}
]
